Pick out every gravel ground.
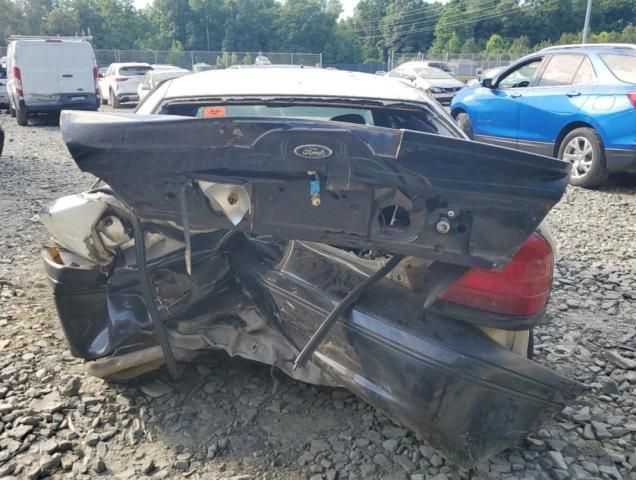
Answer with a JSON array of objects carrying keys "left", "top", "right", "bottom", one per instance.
[{"left": 0, "top": 109, "right": 635, "bottom": 480}]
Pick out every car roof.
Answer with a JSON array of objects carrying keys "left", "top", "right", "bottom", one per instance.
[
  {"left": 539, "top": 43, "right": 636, "bottom": 55},
  {"left": 163, "top": 67, "right": 431, "bottom": 103}
]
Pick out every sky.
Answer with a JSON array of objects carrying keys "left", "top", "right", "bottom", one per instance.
[{"left": 132, "top": 0, "right": 361, "bottom": 19}]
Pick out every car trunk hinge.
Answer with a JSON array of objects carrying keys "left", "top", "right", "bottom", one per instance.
[{"left": 293, "top": 254, "right": 405, "bottom": 370}]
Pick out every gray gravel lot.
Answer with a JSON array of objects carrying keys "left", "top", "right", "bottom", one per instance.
[{"left": 0, "top": 110, "right": 635, "bottom": 480}]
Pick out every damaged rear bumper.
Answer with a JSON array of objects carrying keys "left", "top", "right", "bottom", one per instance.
[{"left": 42, "top": 238, "right": 582, "bottom": 467}]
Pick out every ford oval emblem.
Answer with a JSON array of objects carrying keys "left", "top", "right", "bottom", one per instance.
[{"left": 293, "top": 144, "right": 333, "bottom": 160}]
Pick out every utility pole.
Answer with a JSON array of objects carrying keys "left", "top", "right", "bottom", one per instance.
[{"left": 582, "top": 0, "right": 593, "bottom": 43}]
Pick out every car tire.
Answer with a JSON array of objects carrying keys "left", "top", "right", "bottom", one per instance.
[
  {"left": 455, "top": 112, "right": 474, "bottom": 139},
  {"left": 558, "top": 127, "right": 608, "bottom": 189},
  {"left": 16, "top": 105, "right": 28, "bottom": 126},
  {"left": 110, "top": 90, "right": 121, "bottom": 109}
]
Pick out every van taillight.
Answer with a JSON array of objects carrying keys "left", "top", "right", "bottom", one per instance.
[
  {"left": 439, "top": 233, "right": 554, "bottom": 316},
  {"left": 628, "top": 92, "right": 636, "bottom": 108},
  {"left": 13, "top": 67, "right": 23, "bottom": 96},
  {"left": 93, "top": 67, "right": 99, "bottom": 94}
]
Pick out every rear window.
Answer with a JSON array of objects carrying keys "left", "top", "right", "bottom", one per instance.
[
  {"left": 415, "top": 67, "right": 453, "bottom": 80},
  {"left": 159, "top": 101, "right": 456, "bottom": 137},
  {"left": 600, "top": 53, "right": 636, "bottom": 84},
  {"left": 119, "top": 66, "right": 152, "bottom": 76},
  {"left": 196, "top": 105, "right": 375, "bottom": 125}
]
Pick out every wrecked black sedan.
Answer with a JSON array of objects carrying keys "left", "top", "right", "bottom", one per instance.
[{"left": 41, "top": 67, "right": 583, "bottom": 467}]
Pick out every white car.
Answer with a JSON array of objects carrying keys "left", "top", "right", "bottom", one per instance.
[
  {"left": 98, "top": 62, "right": 152, "bottom": 108},
  {"left": 388, "top": 61, "right": 464, "bottom": 105},
  {"left": 6, "top": 36, "right": 99, "bottom": 125},
  {"left": 137, "top": 68, "right": 190, "bottom": 102}
]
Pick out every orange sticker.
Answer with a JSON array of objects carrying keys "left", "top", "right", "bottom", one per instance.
[{"left": 202, "top": 106, "right": 226, "bottom": 118}]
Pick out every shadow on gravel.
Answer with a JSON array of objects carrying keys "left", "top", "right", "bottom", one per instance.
[
  {"left": 598, "top": 172, "right": 636, "bottom": 192},
  {"left": 114, "top": 352, "right": 383, "bottom": 477}
]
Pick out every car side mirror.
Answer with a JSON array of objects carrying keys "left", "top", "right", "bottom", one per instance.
[
  {"left": 406, "top": 74, "right": 416, "bottom": 82},
  {"left": 481, "top": 78, "right": 494, "bottom": 88}
]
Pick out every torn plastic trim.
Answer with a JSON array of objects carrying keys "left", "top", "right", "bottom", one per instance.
[{"left": 40, "top": 191, "right": 130, "bottom": 264}]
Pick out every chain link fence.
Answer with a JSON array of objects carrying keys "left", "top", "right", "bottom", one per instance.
[
  {"left": 389, "top": 52, "right": 530, "bottom": 77},
  {"left": 97, "top": 50, "right": 322, "bottom": 69},
  {"left": 0, "top": 47, "right": 321, "bottom": 70},
  {"left": 1, "top": 45, "right": 531, "bottom": 79}
]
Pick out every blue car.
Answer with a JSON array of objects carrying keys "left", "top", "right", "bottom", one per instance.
[{"left": 451, "top": 44, "right": 636, "bottom": 188}]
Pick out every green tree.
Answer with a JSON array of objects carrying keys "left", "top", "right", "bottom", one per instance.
[
  {"left": 324, "top": 19, "right": 363, "bottom": 63},
  {"left": 509, "top": 36, "right": 530, "bottom": 56},
  {"left": 590, "top": 30, "right": 621, "bottom": 43},
  {"left": 429, "top": 0, "right": 466, "bottom": 55},
  {"left": 43, "top": 8, "right": 80, "bottom": 36},
  {"left": 380, "top": 0, "right": 438, "bottom": 55},
  {"left": 446, "top": 32, "right": 461, "bottom": 53},
  {"left": 17, "top": 0, "right": 54, "bottom": 36},
  {"left": 188, "top": 0, "right": 226, "bottom": 51},
  {"left": 595, "top": 0, "right": 636, "bottom": 33},
  {"left": 533, "top": 39, "right": 552, "bottom": 50},
  {"left": 460, "top": 38, "right": 479, "bottom": 54},
  {"left": 222, "top": 0, "right": 280, "bottom": 52},
  {"left": 275, "top": 0, "right": 341, "bottom": 53},
  {"left": 351, "top": 0, "right": 391, "bottom": 63},
  {"left": 0, "top": 0, "right": 27, "bottom": 39},
  {"left": 620, "top": 24, "right": 636, "bottom": 43},
  {"left": 485, "top": 33, "right": 507, "bottom": 54},
  {"left": 558, "top": 32, "right": 581, "bottom": 44}
]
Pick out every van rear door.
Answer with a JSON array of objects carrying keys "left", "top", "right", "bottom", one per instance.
[
  {"left": 19, "top": 42, "right": 60, "bottom": 103},
  {"left": 57, "top": 42, "right": 95, "bottom": 96}
]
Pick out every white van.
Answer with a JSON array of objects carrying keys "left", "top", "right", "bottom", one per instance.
[{"left": 6, "top": 36, "right": 99, "bottom": 126}]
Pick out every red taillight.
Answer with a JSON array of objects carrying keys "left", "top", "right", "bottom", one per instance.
[
  {"left": 440, "top": 233, "right": 554, "bottom": 316},
  {"left": 93, "top": 67, "right": 99, "bottom": 94},
  {"left": 628, "top": 92, "right": 636, "bottom": 108},
  {"left": 13, "top": 67, "right": 23, "bottom": 96}
]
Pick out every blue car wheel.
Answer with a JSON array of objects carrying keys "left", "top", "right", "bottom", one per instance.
[
  {"left": 558, "top": 127, "right": 608, "bottom": 189},
  {"left": 454, "top": 112, "right": 473, "bottom": 139}
]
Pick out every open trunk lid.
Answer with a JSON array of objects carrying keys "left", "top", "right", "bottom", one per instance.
[{"left": 61, "top": 110, "right": 570, "bottom": 269}]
